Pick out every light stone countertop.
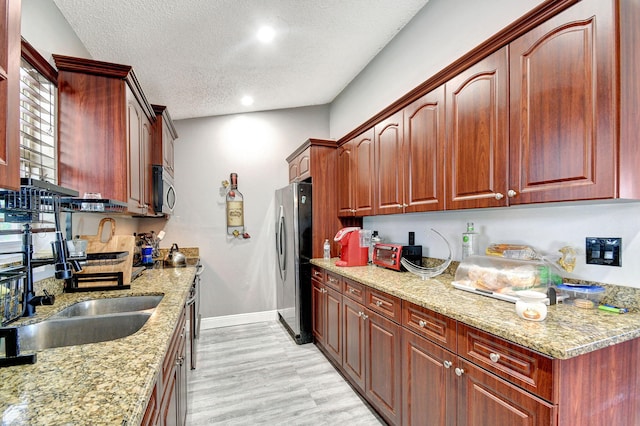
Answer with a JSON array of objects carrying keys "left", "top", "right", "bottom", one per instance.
[
  {"left": 311, "top": 258, "right": 640, "bottom": 360},
  {"left": 0, "top": 266, "right": 196, "bottom": 426}
]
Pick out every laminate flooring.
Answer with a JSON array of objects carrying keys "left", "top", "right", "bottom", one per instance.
[{"left": 186, "top": 320, "right": 386, "bottom": 425}]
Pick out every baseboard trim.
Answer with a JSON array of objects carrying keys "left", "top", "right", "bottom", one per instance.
[{"left": 201, "top": 310, "right": 278, "bottom": 329}]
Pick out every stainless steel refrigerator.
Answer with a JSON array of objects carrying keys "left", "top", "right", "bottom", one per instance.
[{"left": 275, "top": 182, "right": 313, "bottom": 344}]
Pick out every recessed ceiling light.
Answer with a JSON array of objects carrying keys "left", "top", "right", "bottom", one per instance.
[
  {"left": 241, "top": 95, "right": 254, "bottom": 106},
  {"left": 256, "top": 26, "right": 275, "bottom": 43}
]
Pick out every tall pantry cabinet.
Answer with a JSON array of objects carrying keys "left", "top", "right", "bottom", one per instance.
[{"left": 0, "top": 0, "right": 21, "bottom": 191}]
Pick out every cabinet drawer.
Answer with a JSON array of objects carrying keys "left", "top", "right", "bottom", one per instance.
[
  {"left": 325, "top": 271, "right": 342, "bottom": 291},
  {"left": 402, "top": 301, "right": 457, "bottom": 352},
  {"left": 365, "top": 288, "right": 401, "bottom": 322},
  {"left": 458, "top": 323, "right": 555, "bottom": 402},
  {"left": 311, "top": 266, "right": 325, "bottom": 283},
  {"left": 343, "top": 278, "right": 365, "bottom": 303}
]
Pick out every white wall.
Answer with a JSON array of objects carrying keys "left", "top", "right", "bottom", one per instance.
[
  {"left": 162, "top": 106, "right": 329, "bottom": 318},
  {"left": 364, "top": 201, "right": 640, "bottom": 288},
  {"left": 329, "top": 0, "right": 545, "bottom": 138}
]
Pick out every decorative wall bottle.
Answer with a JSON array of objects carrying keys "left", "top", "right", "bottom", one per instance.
[{"left": 226, "top": 173, "right": 245, "bottom": 237}]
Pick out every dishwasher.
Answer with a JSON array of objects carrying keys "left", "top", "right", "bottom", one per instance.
[{"left": 187, "top": 262, "right": 203, "bottom": 370}]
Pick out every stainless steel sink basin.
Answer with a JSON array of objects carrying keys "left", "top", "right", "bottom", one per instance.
[
  {"left": 18, "top": 312, "right": 152, "bottom": 351},
  {"left": 51, "top": 295, "right": 163, "bottom": 318}
]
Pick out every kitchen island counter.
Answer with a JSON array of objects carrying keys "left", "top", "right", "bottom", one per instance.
[
  {"left": 0, "top": 266, "right": 196, "bottom": 425},
  {"left": 311, "top": 258, "right": 640, "bottom": 360}
]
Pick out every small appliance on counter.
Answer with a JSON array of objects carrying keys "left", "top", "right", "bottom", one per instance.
[
  {"left": 373, "top": 243, "right": 422, "bottom": 271},
  {"left": 334, "top": 227, "right": 368, "bottom": 267}
]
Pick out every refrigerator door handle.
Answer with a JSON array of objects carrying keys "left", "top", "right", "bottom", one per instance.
[{"left": 277, "top": 206, "right": 287, "bottom": 281}]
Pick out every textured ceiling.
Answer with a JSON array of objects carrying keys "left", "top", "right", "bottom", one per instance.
[{"left": 51, "top": 0, "right": 429, "bottom": 120}]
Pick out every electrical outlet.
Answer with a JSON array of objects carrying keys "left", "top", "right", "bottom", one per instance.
[{"left": 586, "top": 237, "right": 621, "bottom": 266}]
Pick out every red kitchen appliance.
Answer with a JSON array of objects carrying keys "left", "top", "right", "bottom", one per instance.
[
  {"left": 334, "top": 227, "right": 368, "bottom": 267},
  {"left": 373, "top": 243, "right": 423, "bottom": 271}
]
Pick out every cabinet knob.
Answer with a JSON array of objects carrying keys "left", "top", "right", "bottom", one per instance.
[
  {"left": 494, "top": 193, "right": 504, "bottom": 200},
  {"left": 362, "top": 313, "right": 368, "bottom": 320},
  {"left": 454, "top": 367, "right": 465, "bottom": 377},
  {"left": 507, "top": 189, "right": 517, "bottom": 197},
  {"left": 375, "top": 300, "right": 383, "bottom": 307},
  {"left": 358, "top": 311, "right": 363, "bottom": 318},
  {"left": 418, "top": 320, "right": 427, "bottom": 328},
  {"left": 489, "top": 352, "right": 501, "bottom": 363},
  {"left": 443, "top": 360, "right": 452, "bottom": 369}
]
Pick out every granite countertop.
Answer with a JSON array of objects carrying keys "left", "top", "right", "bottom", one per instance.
[
  {"left": 0, "top": 266, "right": 197, "bottom": 425},
  {"left": 311, "top": 258, "right": 640, "bottom": 360}
]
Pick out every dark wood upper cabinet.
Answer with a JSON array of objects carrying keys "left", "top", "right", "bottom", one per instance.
[
  {"left": 54, "top": 55, "right": 156, "bottom": 215},
  {"left": 338, "top": 129, "right": 375, "bottom": 217},
  {"left": 151, "top": 104, "right": 178, "bottom": 178},
  {"left": 509, "top": 0, "right": 616, "bottom": 204},
  {"left": 446, "top": 47, "right": 509, "bottom": 210},
  {"left": 374, "top": 111, "right": 404, "bottom": 215},
  {"left": 0, "top": 0, "right": 21, "bottom": 191},
  {"left": 403, "top": 86, "right": 446, "bottom": 213}
]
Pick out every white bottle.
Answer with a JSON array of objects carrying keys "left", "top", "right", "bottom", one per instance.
[
  {"left": 462, "top": 222, "right": 478, "bottom": 260},
  {"left": 323, "top": 239, "right": 331, "bottom": 260}
]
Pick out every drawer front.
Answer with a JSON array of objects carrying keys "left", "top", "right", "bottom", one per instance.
[
  {"left": 325, "top": 271, "right": 342, "bottom": 291},
  {"left": 458, "top": 323, "right": 555, "bottom": 402},
  {"left": 343, "top": 278, "right": 365, "bottom": 303},
  {"left": 311, "top": 266, "right": 325, "bottom": 283},
  {"left": 365, "top": 288, "right": 401, "bottom": 322},
  {"left": 402, "top": 301, "right": 457, "bottom": 352}
]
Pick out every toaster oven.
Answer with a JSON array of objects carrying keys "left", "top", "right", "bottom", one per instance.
[{"left": 373, "top": 243, "right": 422, "bottom": 271}]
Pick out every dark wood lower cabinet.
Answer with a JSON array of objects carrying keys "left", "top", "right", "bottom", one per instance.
[
  {"left": 402, "top": 329, "right": 455, "bottom": 426},
  {"left": 457, "top": 358, "right": 556, "bottom": 426},
  {"left": 366, "top": 309, "right": 402, "bottom": 425},
  {"left": 144, "top": 304, "right": 187, "bottom": 426},
  {"left": 343, "top": 296, "right": 366, "bottom": 392}
]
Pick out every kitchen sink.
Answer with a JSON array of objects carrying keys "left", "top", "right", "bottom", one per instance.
[
  {"left": 17, "top": 312, "right": 152, "bottom": 351},
  {"left": 50, "top": 295, "right": 163, "bottom": 318}
]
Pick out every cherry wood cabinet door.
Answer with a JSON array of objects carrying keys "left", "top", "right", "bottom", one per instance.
[
  {"left": 366, "top": 309, "right": 402, "bottom": 426},
  {"left": 446, "top": 47, "right": 509, "bottom": 210},
  {"left": 311, "top": 280, "right": 326, "bottom": 345},
  {"left": 337, "top": 140, "right": 354, "bottom": 216},
  {"left": 375, "top": 110, "right": 404, "bottom": 215},
  {"left": 0, "top": 0, "right": 20, "bottom": 190},
  {"left": 324, "top": 287, "right": 342, "bottom": 365},
  {"left": 342, "top": 296, "right": 366, "bottom": 392},
  {"left": 509, "top": 0, "right": 615, "bottom": 204},
  {"left": 402, "top": 329, "right": 455, "bottom": 426},
  {"left": 456, "top": 358, "right": 556, "bottom": 426},
  {"left": 353, "top": 129, "right": 375, "bottom": 217},
  {"left": 403, "top": 85, "right": 446, "bottom": 213}
]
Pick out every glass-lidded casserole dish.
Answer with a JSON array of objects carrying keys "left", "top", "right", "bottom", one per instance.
[{"left": 453, "top": 255, "right": 552, "bottom": 302}]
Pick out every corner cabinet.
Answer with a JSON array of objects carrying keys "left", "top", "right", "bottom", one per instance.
[
  {"left": 0, "top": 0, "right": 21, "bottom": 191},
  {"left": 53, "top": 55, "right": 157, "bottom": 215}
]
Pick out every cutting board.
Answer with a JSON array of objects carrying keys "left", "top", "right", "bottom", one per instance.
[{"left": 75, "top": 217, "right": 135, "bottom": 285}]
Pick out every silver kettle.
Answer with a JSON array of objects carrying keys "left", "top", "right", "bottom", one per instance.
[{"left": 164, "top": 243, "right": 187, "bottom": 268}]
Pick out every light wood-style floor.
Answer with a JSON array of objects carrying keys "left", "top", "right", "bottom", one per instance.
[{"left": 186, "top": 320, "right": 385, "bottom": 425}]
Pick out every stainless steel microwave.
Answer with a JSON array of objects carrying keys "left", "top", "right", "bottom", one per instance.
[{"left": 152, "top": 165, "right": 176, "bottom": 215}]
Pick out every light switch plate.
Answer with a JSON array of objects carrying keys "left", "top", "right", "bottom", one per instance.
[{"left": 586, "top": 237, "right": 621, "bottom": 267}]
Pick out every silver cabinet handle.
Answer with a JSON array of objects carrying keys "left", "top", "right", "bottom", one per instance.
[
  {"left": 358, "top": 311, "right": 363, "bottom": 318},
  {"left": 362, "top": 313, "right": 368, "bottom": 320},
  {"left": 455, "top": 367, "right": 464, "bottom": 377},
  {"left": 418, "top": 320, "right": 427, "bottom": 328},
  {"left": 489, "top": 353, "right": 500, "bottom": 363},
  {"left": 349, "top": 288, "right": 356, "bottom": 293},
  {"left": 507, "top": 189, "right": 517, "bottom": 197},
  {"left": 495, "top": 193, "right": 504, "bottom": 200},
  {"left": 375, "top": 300, "right": 383, "bottom": 307},
  {"left": 443, "top": 360, "right": 452, "bottom": 369}
]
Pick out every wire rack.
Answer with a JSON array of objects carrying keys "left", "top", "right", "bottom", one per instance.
[{"left": 1, "top": 267, "right": 27, "bottom": 325}]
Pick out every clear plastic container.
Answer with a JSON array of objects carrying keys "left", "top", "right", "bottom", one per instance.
[
  {"left": 556, "top": 284, "right": 605, "bottom": 309},
  {"left": 454, "top": 255, "right": 551, "bottom": 296}
]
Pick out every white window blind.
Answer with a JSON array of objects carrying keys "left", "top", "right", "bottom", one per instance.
[{"left": 19, "top": 57, "right": 57, "bottom": 184}]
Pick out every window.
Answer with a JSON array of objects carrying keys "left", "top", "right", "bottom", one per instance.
[{"left": 19, "top": 40, "right": 58, "bottom": 184}]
